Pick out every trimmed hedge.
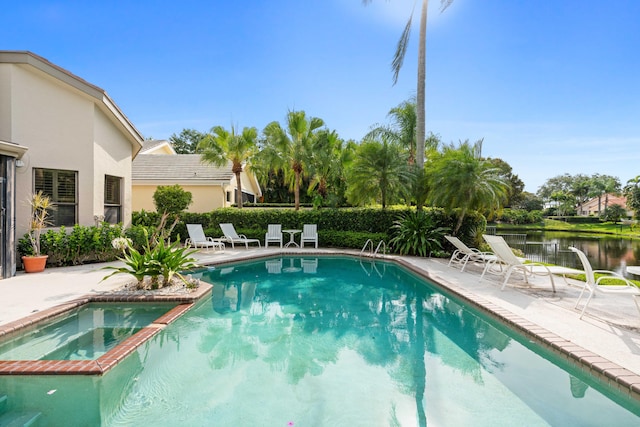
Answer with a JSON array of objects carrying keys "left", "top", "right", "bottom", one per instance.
[
  {"left": 133, "top": 207, "right": 487, "bottom": 252},
  {"left": 16, "top": 207, "right": 487, "bottom": 269}
]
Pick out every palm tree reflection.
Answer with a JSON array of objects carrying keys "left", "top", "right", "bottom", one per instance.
[{"left": 202, "top": 258, "right": 514, "bottom": 421}]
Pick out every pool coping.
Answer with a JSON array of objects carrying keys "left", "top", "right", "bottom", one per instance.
[
  {"left": 390, "top": 257, "right": 640, "bottom": 401},
  {"left": 0, "top": 282, "right": 212, "bottom": 376}
]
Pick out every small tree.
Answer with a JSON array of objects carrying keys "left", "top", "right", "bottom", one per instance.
[
  {"left": 153, "top": 185, "right": 192, "bottom": 215},
  {"left": 602, "top": 204, "right": 627, "bottom": 224}
]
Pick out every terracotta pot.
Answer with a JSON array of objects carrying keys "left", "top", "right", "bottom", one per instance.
[{"left": 22, "top": 255, "right": 48, "bottom": 273}]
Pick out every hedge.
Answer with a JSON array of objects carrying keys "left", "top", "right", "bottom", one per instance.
[{"left": 133, "top": 207, "right": 487, "bottom": 251}]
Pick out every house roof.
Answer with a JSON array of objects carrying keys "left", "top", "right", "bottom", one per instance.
[
  {"left": 132, "top": 154, "right": 234, "bottom": 183},
  {"left": 0, "top": 50, "right": 144, "bottom": 156},
  {"left": 140, "top": 140, "right": 176, "bottom": 154},
  {"left": 583, "top": 194, "right": 627, "bottom": 209}
]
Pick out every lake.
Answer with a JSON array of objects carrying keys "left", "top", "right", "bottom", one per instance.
[{"left": 496, "top": 231, "right": 640, "bottom": 278}]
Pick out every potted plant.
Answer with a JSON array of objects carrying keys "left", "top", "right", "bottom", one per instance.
[{"left": 22, "top": 191, "right": 52, "bottom": 273}]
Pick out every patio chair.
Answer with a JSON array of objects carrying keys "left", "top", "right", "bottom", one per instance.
[
  {"left": 481, "top": 234, "right": 556, "bottom": 292},
  {"left": 185, "top": 224, "right": 225, "bottom": 251},
  {"left": 300, "top": 224, "right": 318, "bottom": 248},
  {"left": 265, "top": 224, "right": 283, "bottom": 248},
  {"left": 569, "top": 246, "right": 640, "bottom": 319},
  {"left": 219, "top": 223, "right": 261, "bottom": 249},
  {"left": 444, "top": 235, "right": 497, "bottom": 272}
]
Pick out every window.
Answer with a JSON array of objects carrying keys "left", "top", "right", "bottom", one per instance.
[
  {"left": 104, "top": 175, "right": 122, "bottom": 224},
  {"left": 34, "top": 168, "right": 77, "bottom": 226}
]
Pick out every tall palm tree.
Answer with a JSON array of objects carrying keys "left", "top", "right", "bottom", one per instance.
[
  {"left": 198, "top": 125, "right": 258, "bottom": 209},
  {"left": 428, "top": 140, "right": 509, "bottom": 234},
  {"left": 346, "top": 135, "right": 411, "bottom": 208},
  {"left": 263, "top": 110, "right": 325, "bottom": 210},
  {"left": 363, "top": 0, "right": 453, "bottom": 169}
]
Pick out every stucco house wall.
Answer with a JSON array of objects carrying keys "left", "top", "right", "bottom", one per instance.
[{"left": 0, "top": 51, "right": 143, "bottom": 252}]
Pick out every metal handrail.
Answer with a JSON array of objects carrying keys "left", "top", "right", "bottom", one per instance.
[
  {"left": 360, "top": 239, "right": 374, "bottom": 257},
  {"left": 374, "top": 240, "right": 386, "bottom": 257}
]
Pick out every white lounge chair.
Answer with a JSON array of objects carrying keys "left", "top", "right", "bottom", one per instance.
[
  {"left": 219, "top": 223, "right": 261, "bottom": 249},
  {"left": 481, "top": 234, "right": 556, "bottom": 292},
  {"left": 265, "top": 224, "right": 283, "bottom": 248},
  {"left": 444, "top": 235, "right": 497, "bottom": 272},
  {"left": 300, "top": 224, "right": 318, "bottom": 248},
  {"left": 569, "top": 246, "right": 640, "bottom": 319},
  {"left": 185, "top": 224, "right": 225, "bottom": 251}
]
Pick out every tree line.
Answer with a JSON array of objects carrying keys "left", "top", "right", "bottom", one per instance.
[
  {"left": 536, "top": 173, "right": 640, "bottom": 219},
  {"left": 163, "top": 98, "right": 524, "bottom": 235}
]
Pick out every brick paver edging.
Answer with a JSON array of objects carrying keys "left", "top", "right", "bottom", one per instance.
[
  {"left": 0, "top": 282, "right": 212, "bottom": 376},
  {"left": 393, "top": 257, "right": 640, "bottom": 401}
]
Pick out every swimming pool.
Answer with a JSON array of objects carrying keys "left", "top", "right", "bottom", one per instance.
[
  {"left": 0, "top": 303, "right": 176, "bottom": 361},
  {"left": 0, "top": 256, "right": 638, "bottom": 426}
]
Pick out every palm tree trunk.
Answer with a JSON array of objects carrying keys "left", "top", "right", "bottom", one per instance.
[
  {"left": 415, "top": 0, "right": 428, "bottom": 170},
  {"left": 235, "top": 172, "right": 243, "bottom": 209},
  {"left": 294, "top": 171, "right": 301, "bottom": 211}
]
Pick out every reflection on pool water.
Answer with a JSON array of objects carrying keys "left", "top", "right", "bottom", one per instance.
[{"left": 0, "top": 256, "right": 639, "bottom": 426}]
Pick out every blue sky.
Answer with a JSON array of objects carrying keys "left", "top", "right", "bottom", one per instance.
[{"left": 4, "top": 0, "right": 640, "bottom": 192}]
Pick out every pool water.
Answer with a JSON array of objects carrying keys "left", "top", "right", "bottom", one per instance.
[
  {"left": 1, "top": 256, "right": 639, "bottom": 426},
  {"left": 0, "top": 303, "right": 174, "bottom": 361}
]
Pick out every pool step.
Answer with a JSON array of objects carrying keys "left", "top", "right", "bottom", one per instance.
[
  {"left": 0, "top": 395, "right": 42, "bottom": 427},
  {"left": 0, "top": 410, "right": 42, "bottom": 427}
]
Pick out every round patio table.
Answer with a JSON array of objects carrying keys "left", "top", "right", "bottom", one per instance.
[{"left": 282, "top": 229, "right": 301, "bottom": 248}]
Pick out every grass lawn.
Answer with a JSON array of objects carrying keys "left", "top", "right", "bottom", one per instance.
[{"left": 493, "top": 219, "right": 640, "bottom": 239}]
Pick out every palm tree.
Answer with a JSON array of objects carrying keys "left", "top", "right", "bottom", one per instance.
[
  {"left": 623, "top": 175, "right": 640, "bottom": 219},
  {"left": 262, "top": 110, "right": 325, "bottom": 210},
  {"left": 198, "top": 125, "right": 258, "bottom": 209},
  {"left": 588, "top": 174, "right": 621, "bottom": 217},
  {"left": 366, "top": 98, "right": 417, "bottom": 163},
  {"left": 307, "top": 129, "right": 345, "bottom": 207},
  {"left": 346, "top": 135, "right": 411, "bottom": 208},
  {"left": 363, "top": 0, "right": 453, "bottom": 169},
  {"left": 428, "top": 140, "right": 509, "bottom": 234}
]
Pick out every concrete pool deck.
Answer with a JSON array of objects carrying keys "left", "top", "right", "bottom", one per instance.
[{"left": 1, "top": 247, "right": 640, "bottom": 395}]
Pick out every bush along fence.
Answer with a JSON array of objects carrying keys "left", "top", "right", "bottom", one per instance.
[{"left": 16, "top": 207, "right": 487, "bottom": 269}]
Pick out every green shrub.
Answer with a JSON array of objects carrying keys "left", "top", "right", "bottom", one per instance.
[
  {"left": 389, "top": 211, "right": 449, "bottom": 256},
  {"left": 153, "top": 185, "right": 193, "bottom": 215},
  {"left": 19, "top": 223, "right": 125, "bottom": 267}
]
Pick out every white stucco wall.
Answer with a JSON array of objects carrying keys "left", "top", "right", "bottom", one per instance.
[
  {"left": 94, "top": 108, "right": 133, "bottom": 227},
  {"left": 4, "top": 61, "right": 137, "bottom": 237}
]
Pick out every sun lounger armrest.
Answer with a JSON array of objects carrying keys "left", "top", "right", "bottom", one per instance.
[{"left": 592, "top": 270, "right": 636, "bottom": 286}]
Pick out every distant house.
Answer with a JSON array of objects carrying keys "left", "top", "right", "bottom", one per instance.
[
  {"left": 578, "top": 194, "right": 631, "bottom": 217},
  {"left": 132, "top": 140, "right": 262, "bottom": 212},
  {"left": 0, "top": 51, "right": 143, "bottom": 278}
]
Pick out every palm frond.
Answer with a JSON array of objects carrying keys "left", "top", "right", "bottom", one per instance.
[{"left": 392, "top": 11, "right": 414, "bottom": 85}]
